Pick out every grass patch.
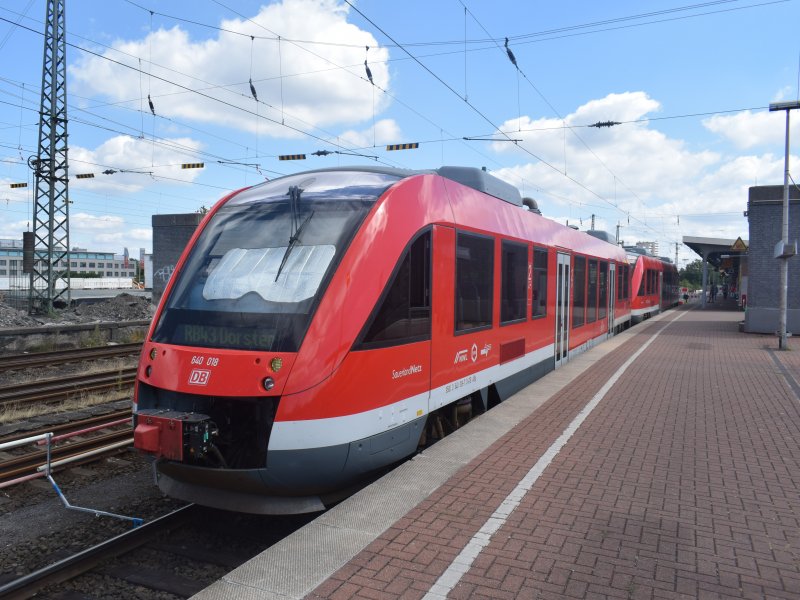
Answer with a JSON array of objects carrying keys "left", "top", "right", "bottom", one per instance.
[
  {"left": 0, "top": 388, "right": 132, "bottom": 425},
  {"left": 0, "top": 358, "right": 136, "bottom": 425}
]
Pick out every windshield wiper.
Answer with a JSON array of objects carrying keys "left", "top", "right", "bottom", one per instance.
[{"left": 275, "top": 186, "right": 314, "bottom": 281}]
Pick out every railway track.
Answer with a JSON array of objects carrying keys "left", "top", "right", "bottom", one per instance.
[
  {"left": 0, "top": 413, "right": 133, "bottom": 484},
  {"left": 0, "top": 342, "right": 142, "bottom": 374},
  {"left": 0, "top": 408, "right": 132, "bottom": 446},
  {"left": 0, "top": 505, "right": 316, "bottom": 599},
  {"left": 0, "top": 505, "right": 197, "bottom": 600},
  {"left": 0, "top": 367, "right": 137, "bottom": 408}
]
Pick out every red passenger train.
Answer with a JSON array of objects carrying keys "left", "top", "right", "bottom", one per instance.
[
  {"left": 626, "top": 247, "right": 680, "bottom": 323},
  {"left": 133, "top": 166, "right": 639, "bottom": 514}
]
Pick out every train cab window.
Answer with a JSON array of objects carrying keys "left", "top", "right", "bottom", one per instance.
[
  {"left": 532, "top": 247, "right": 548, "bottom": 318},
  {"left": 357, "top": 230, "right": 431, "bottom": 348},
  {"left": 572, "top": 256, "right": 586, "bottom": 328},
  {"left": 587, "top": 259, "right": 598, "bottom": 324},
  {"left": 501, "top": 240, "right": 528, "bottom": 324},
  {"left": 598, "top": 261, "right": 608, "bottom": 320},
  {"left": 456, "top": 232, "right": 494, "bottom": 332}
]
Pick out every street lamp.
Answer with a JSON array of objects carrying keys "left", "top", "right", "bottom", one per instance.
[{"left": 768, "top": 100, "right": 800, "bottom": 350}]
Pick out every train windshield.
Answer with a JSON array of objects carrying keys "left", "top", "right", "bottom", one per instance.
[{"left": 151, "top": 170, "right": 401, "bottom": 352}]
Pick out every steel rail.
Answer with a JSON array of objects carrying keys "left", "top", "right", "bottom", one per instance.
[
  {"left": 0, "top": 409, "right": 133, "bottom": 446},
  {"left": 0, "top": 342, "right": 143, "bottom": 373},
  {"left": 0, "top": 504, "right": 197, "bottom": 600},
  {"left": 0, "top": 427, "right": 133, "bottom": 483},
  {"left": 0, "top": 368, "right": 137, "bottom": 407}
]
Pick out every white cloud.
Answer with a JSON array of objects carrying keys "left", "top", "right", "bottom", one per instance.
[
  {"left": 70, "top": 135, "right": 205, "bottom": 193},
  {"left": 703, "top": 110, "right": 799, "bottom": 149},
  {"left": 70, "top": 212, "right": 152, "bottom": 253},
  {"left": 69, "top": 0, "right": 390, "bottom": 137},
  {"left": 337, "top": 119, "right": 403, "bottom": 148},
  {"left": 489, "top": 92, "right": 790, "bottom": 257}
]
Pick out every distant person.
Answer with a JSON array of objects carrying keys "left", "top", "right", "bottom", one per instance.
[
  {"left": 722, "top": 283, "right": 729, "bottom": 299},
  {"left": 711, "top": 283, "right": 718, "bottom": 303}
]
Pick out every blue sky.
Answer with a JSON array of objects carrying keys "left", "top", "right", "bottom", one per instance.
[{"left": 1, "top": 0, "right": 798, "bottom": 268}]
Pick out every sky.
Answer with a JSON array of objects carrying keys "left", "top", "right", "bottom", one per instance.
[{"left": 0, "top": 0, "right": 799, "bottom": 268}]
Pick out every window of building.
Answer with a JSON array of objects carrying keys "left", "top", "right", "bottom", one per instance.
[
  {"left": 455, "top": 232, "right": 494, "bottom": 332},
  {"left": 587, "top": 259, "right": 598, "bottom": 324},
  {"left": 501, "top": 240, "right": 527, "bottom": 324},
  {"left": 0, "top": 259, "right": 5, "bottom": 265},
  {"left": 80, "top": 262, "right": 86, "bottom": 268},
  {"left": 71, "top": 261, "right": 77, "bottom": 267},
  {"left": 598, "top": 261, "right": 608, "bottom": 320},
  {"left": 532, "top": 247, "right": 548, "bottom": 318},
  {"left": 572, "top": 256, "right": 586, "bottom": 328},
  {"left": 107, "top": 272, "right": 113, "bottom": 276},
  {"left": 357, "top": 229, "right": 431, "bottom": 348},
  {"left": 0, "top": 269, "right": 6, "bottom": 275}
]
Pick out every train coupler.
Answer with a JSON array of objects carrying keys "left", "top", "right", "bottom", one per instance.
[{"left": 134, "top": 409, "right": 218, "bottom": 463}]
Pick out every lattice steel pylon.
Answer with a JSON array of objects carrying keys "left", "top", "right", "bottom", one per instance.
[{"left": 29, "top": 0, "right": 70, "bottom": 314}]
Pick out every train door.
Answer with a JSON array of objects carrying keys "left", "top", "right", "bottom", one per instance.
[
  {"left": 555, "top": 252, "right": 570, "bottom": 368},
  {"left": 608, "top": 263, "right": 616, "bottom": 334},
  {"left": 428, "top": 225, "right": 458, "bottom": 413},
  {"left": 658, "top": 271, "right": 664, "bottom": 311}
]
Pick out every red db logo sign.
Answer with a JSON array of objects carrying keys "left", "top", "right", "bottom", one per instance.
[{"left": 188, "top": 369, "right": 211, "bottom": 386}]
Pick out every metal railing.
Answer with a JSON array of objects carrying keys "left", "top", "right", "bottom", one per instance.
[{"left": 0, "top": 427, "right": 142, "bottom": 527}]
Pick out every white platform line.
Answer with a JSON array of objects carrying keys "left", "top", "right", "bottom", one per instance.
[{"left": 422, "top": 314, "right": 684, "bottom": 599}]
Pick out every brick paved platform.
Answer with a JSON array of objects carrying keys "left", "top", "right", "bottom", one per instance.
[{"left": 194, "top": 304, "right": 800, "bottom": 600}]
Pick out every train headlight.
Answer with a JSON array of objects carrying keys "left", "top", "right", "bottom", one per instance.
[
  {"left": 270, "top": 357, "right": 283, "bottom": 372},
  {"left": 262, "top": 377, "right": 275, "bottom": 391},
  {"left": 149, "top": 348, "right": 157, "bottom": 360}
]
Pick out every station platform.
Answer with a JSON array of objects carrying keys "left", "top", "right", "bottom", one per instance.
[{"left": 193, "top": 300, "right": 800, "bottom": 600}]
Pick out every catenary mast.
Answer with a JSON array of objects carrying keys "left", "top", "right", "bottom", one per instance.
[{"left": 28, "top": 0, "right": 70, "bottom": 313}]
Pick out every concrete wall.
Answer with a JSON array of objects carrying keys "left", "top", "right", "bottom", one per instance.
[
  {"left": 744, "top": 185, "right": 800, "bottom": 334},
  {"left": 152, "top": 213, "right": 203, "bottom": 305}
]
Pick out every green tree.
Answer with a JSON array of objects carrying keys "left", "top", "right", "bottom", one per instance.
[{"left": 679, "top": 259, "right": 704, "bottom": 289}]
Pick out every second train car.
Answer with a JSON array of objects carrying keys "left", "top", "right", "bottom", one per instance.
[
  {"left": 626, "top": 247, "right": 680, "bottom": 323},
  {"left": 133, "top": 166, "right": 635, "bottom": 514}
]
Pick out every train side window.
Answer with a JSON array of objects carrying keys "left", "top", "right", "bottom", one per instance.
[
  {"left": 623, "top": 265, "right": 629, "bottom": 299},
  {"left": 587, "top": 259, "right": 598, "bottom": 324},
  {"left": 501, "top": 240, "right": 527, "bottom": 324},
  {"left": 532, "top": 247, "right": 548, "bottom": 319},
  {"left": 598, "top": 261, "right": 608, "bottom": 320},
  {"left": 638, "top": 269, "right": 646, "bottom": 297},
  {"left": 572, "top": 256, "right": 586, "bottom": 328},
  {"left": 356, "top": 230, "right": 431, "bottom": 348},
  {"left": 455, "top": 232, "right": 494, "bottom": 332}
]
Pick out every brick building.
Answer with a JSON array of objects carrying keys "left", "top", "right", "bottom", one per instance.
[
  {"left": 151, "top": 213, "right": 203, "bottom": 304},
  {"left": 744, "top": 185, "right": 800, "bottom": 334}
]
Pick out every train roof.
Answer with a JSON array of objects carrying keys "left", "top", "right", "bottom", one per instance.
[{"left": 268, "top": 165, "right": 523, "bottom": 208}]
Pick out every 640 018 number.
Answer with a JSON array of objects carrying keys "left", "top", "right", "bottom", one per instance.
[{"left": 190, "top": 355, "right": 219, "bottom": 367}]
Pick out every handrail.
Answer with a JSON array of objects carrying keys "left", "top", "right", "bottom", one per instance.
[{"left": 0, "top": 431, "right": 142, "bottom": 527}]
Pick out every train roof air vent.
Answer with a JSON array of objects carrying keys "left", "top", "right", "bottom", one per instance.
[
  {"left": 436, "top": 166, "right": 522, "bottom": 207},
  {"left": 586, "top": 230, "right": 616, "bottom": 244}
]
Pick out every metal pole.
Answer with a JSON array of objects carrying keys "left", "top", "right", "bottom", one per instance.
[
  {"left": 779, "top": 109, "right": 790, "bottom": 349},
  {"left": 770, "top": 101, "right": 799, "bottom": 349}
]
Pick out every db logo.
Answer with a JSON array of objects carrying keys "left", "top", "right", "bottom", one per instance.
[{"left": 188, "top": 369, "right": 211, "bottom": 386}]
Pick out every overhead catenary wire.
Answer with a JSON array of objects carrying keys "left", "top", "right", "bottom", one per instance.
[
  {"left": 454, "top": 2, "right": 677, "bottom": 243},
  {"left": 0, "top": 16, "right": 397, "bottom": 169},
  {"left": 0, "top": 2, "right": 783, "bottom": 253},
  {"left": 117, "top": 0, "right": 786, "bottom": 51}
]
